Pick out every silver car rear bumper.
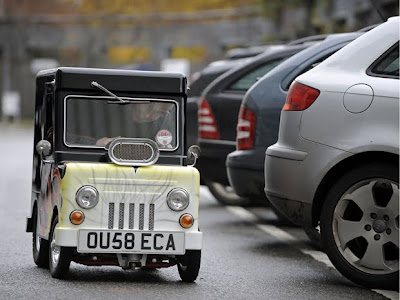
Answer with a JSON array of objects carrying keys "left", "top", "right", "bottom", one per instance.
[{"left": 264, "top": 143, "right": 351, "bottom": 227}]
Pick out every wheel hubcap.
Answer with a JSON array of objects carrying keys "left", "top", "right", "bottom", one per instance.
[
  {"left": 50, "top": 229, "right": 60, "bottom": 266},
  {"left": 372, "top": 219, "right": 386, "bottom": 233},
  {"left": 333, "top": 179, "right": 399, "bottom": 275},
  {"left": 35, "top": 219, "right": 41, "bottom": 252}
]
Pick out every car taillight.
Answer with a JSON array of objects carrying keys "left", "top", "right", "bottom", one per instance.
[
  {"left": 198, "top": 98, "right": 220, "bottom": 139},
  {"left": 283, "top": 82, "right": 320, "bottom": 111},
  {"left": 237, "top": 105, "right": 256, "bottom": 150}
]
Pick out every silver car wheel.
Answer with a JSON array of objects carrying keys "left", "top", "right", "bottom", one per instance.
[
  {"left": 50, "top": 227, "right": 61, "bottom": 267},
  {"left": 333, "top": 179, "right": 399, "bottom": 275},
  {"left": 35, "top": 216, "right": 41, "bottom": 253}
]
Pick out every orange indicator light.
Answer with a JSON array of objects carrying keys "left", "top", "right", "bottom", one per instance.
[
  {"left": 70, "top": 210, "right": 85, "bottom": 225},
  {"left": 179, "top": 214, "right": 194, "bottom": 228}
]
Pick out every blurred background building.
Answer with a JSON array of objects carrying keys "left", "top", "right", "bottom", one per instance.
[{"left": 0, "top": 0, "right": 398, "bottom": 119}]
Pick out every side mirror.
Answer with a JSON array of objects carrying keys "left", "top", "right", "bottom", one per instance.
[
  {"left": 187, "top": 145, "right": 201, "bottom": 166},
  {"left": 36, "top": 140, "right": 52, "bottom": 157}
]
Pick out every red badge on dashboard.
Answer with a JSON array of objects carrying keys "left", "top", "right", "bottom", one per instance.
[{"left": 156, "top": 130, "right": 172, "bottom": 146}]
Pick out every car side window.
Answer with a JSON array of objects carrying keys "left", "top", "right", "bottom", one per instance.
[
  {"left": 367, "top": 42, "right": 399, "bottom": 79},
  {"left": 228, "top": 58, "right": 286, "bottom": 91}
]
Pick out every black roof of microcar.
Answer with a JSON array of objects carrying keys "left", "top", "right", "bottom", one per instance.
[{"left": 37, "top": 67, "right": 187, "bottom": 95}]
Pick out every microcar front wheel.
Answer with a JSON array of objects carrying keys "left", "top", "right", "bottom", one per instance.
[
  {"left": 32, "top": 207, "right": 49, "bottom": 268},
  {"left": 177, "top": 250, "right": 201, "bottom": 283},
  {"left": 321, "top": 163, "right": 399, "bottom": 290},
  {"left": 49, "top": 215, "right": 72, "bottom": 279}
]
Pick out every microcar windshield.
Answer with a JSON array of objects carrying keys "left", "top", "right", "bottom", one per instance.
[{"left": 64, "top": 96, "right": 178, "bottom": 150}]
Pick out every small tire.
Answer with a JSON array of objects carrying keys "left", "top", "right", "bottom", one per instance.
[
  {"left": 32, "top": 207, "right": 49, "bottom": 268},
  {"left": 205, "top": 180, "right": 251, "bottom": 206},
  {"left": 49, "top": 215, "right": 72, "bottom": 279},
  {"left": 320, "top": 162, "right": 399, "bottom": 290},
  {"left": 177, "top": 250, "right": 201, "bottom": 283}
]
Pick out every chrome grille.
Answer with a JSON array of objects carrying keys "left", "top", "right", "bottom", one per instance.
[
  {"left": 139, "top": 204, "right": 145, "bottom": 230},
  {"left": 108, "top": 138, "right": 159, "bottom": 166},
  {"left": 129, "top": 203, "right": 134, "bottom": 229},
  {"left": 112, "top": 143, "right": 153, "bottom": 161},
  {"left": 149, "top": 204, "right": 155, "bottom": 230},
  {"left": 108, "top": 203, "right": 114, "bottom": 229},
  {"left": 108, "top": 202, "right": 154, "bottom": 230},
  {"left": 118, "top": 203, "right": 124, "bottom": 229}
]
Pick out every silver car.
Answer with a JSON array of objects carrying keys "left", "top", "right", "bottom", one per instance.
[{"left": 264, "top": 17, "right": 399, "bottom": 289}]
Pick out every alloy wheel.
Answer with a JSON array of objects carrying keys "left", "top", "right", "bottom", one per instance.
[{"left": 332, "top": 179, "right": 399, "bottom": 275}]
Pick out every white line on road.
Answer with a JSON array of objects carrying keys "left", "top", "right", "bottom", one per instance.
[
  {"left": 371, "top": 289, "right": 400, "bottom": 300},
  {"left": 226, "top": 206, "right": 399, "bottom": 300},
  {"left": 301, "top": 249, "right": 334, "bottom": 268}
]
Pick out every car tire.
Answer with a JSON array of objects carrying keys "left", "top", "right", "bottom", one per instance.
[
  {"left": 205, "top": 180, "right": 251, "bottom": 206},
  {"left": 177, "top": 250, "right": 201, "bottom": 283},
  {"left": 49, "top": 215, "right": 72, "bottom": 279},
  {"left": 320, "top": 162, "right": 399, "bottom": 290},
  {"left": 32, "top": 207, "right": 49, "bottom": 268}
]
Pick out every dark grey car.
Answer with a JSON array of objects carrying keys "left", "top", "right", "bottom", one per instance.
[
  {"left": 186, "top": 59, "right": 252, "bottom": 148},
  {"left": 196, "top": 44, "right": 310, "bottom": 205},
  {"left": 226, "top": 32, "right": 364, "bottom": 200}
]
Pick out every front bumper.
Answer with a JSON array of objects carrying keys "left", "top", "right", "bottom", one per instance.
[{"left": 55, "top": 228, "right": 203, "bottom": 250}]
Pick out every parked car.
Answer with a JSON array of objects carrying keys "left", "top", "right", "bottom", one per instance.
[
  {"left": 187, "top": 58, "right": 251, "bottom": 148},
  {"left": 197, "top": 44, "right": 310, "bottom": 205},
  {"left": 226, "top": 32, "right": 364, "bottom": 201},
  {"left": 264, "top": 17, "right": 399, "bottom": 289},
  {"left": 187, "top": 44, "right": 293, "bottom": 149}
]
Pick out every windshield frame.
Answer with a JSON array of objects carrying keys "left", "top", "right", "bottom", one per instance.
[{"left": 63, "top": 95, "right": 180, "bottom": 151}]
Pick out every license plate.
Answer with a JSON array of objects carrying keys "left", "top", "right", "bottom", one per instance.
[{"left": 78, "top": 230, "right": 185, "bottom": 254}]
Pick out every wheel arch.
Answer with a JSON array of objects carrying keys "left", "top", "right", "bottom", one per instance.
[
  {"left": 26, "top": 201, "right": 39, "bottom": 233},
  {"left": 312, "top": 151, "right": 399, "bottom": 227},
  {"left": 50, "top": 206, "right": 59, "bottom": 230}
]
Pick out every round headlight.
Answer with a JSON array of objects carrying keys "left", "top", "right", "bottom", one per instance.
[
  {"left": 167, "top": 188, "right": 190, "bottom": 211},
  {"left": 76, "top": 186, "right": 99, "bottom": 209}
]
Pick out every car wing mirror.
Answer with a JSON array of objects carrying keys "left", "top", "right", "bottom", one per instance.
[
  {"left": 36, "top": 140, "right": 53, "bottom": 163},
  {"left": 187, "top": 145, "right": 201, "bottom": 167}
]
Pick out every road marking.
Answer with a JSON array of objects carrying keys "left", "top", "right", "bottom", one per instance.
[
  {"left": 226, "top": 206, "right": 399, "bottom": 300},
  {"left": 226, "top": 206, "right": 258, "bottom": 222},
  {"left": 372, "top": 289, "right": 400, "bottom": 300},
  {"left": 301, "top": 249, "right": 334, "bottom": 268}
]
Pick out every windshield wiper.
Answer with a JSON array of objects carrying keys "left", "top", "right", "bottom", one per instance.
[{"left": 91, "top": 81, "right": 128, "bottom": 103}]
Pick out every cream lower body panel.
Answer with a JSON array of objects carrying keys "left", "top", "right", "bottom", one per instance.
[{"left": 55, "top": 228, "right": 203, "bottom": 250}]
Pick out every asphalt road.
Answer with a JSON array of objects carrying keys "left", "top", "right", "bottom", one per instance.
[{"left": 0, "top": 123, "right": 398, "bottom": 300}]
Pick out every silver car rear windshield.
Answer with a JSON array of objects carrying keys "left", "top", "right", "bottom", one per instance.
[{"left": 64, "top": 95, "right": 178, "bottom": 150}]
